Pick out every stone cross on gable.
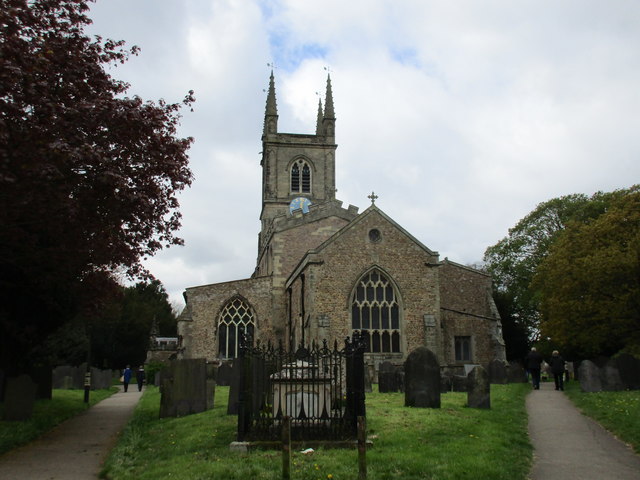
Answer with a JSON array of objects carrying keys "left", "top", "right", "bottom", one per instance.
[{"left": 368, "top": 191, "right": 378, "bottom": 205}]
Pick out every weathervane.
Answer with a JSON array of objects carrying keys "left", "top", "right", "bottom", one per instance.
[{"left": 368, "top": 191, "right": 378, "bottom": 205}]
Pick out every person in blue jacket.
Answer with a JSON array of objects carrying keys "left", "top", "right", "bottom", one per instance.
[{"left": 122, "top": 365, "right": 132, "bottom": 392}]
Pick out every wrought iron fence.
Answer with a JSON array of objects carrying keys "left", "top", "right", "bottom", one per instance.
[{"left": 237, "top": 332, "right": 366, "bottom": 442}]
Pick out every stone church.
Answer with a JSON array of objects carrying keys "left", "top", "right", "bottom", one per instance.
[{"left": 177, "top": 72, "right": 505, "bottom": 375}]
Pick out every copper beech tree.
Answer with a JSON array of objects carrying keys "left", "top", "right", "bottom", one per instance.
[{"left": 0, "top": 0, "right": 194, "bottom": 371}]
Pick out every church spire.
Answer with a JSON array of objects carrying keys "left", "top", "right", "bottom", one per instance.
[
  {"left": 315, "top": 98, "right": 323, "bottom": 135},
  {"left": 322, "top": 74, "right": 335, "bottom": 138},
  {"left": 263, "top": 70, "right": 278, "bottom": 135}
]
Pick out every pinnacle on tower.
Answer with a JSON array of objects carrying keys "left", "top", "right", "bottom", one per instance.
[
  {"left": 263, "top": 70, "right": 278, "bottom": 135},
  {"left": 315, "top": 98, "right": 323, "bottom": 135},
  {"left": 323, "top": 74, "right": 335, "bottom": 120}
]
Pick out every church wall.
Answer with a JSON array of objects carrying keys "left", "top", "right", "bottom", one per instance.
[
  {"left": 270, "top": 216, "right": 351, "bottom": 287},
  {"left": 439, "top": 261, "right": 503, "bottom": 369},
  {"left": 179, "top": 276, "right": 274, "bottom": 361},
  {"left": 289, "top": 210, "right": 442, "bottom": 366}
]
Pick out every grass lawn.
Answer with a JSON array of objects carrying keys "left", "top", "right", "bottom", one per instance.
[
  {"left": 0, "top": 387, "right": 118, "bottom": 455},
  {"left": 564, "top": 381, "right": 640, "bottom": 453},
  {"left": 102, "top": 384, "right": 533, "bottom": 480}
]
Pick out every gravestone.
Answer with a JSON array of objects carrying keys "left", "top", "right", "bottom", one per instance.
[
  {"left": 467, "top": 365, "right": 490, "bottom": 409},
  {"left": 612, "top": 354, "right": 640, "bottom": 390},
  {"left": 90, "top": 367, "right": 113, "bottom": 390},
  {"left": 451, "top": 375, "right": 467, "bottom": 392},
  {"left": 3, "top": 375, "right": 37, "bottom": 421},
  {"left": 507, "top": 362, "right": 527, "bottom": 383},
  {"left": 440, "top": 374, "right": 452, "bottom": 392},
  {"left": 378, "top": 361, "right": 399, "bottom": 393},
  {"left": 404, "top": 347, "right": 440, "bottom": 408},
  {"left": 487, "top": 359, "right": 508, "bottom": 384},
  {"left": 601, "top": 359, "right": 624, "bottom": 392},
  {"left": 30, "top": 365, "right": 52, "bottom": 400},
  {"left": 217, "top": 361, "right": 234, "bottom": 386},
  {"left": 159, "top": 359, "right": 216, "bottom": 418},
  {"left": 578, "top": 360, "right": 602, "bottom": 392},
  {"left": 364, "top": 362, "right": 373, "bottom": 393},
  {"left": 227, "top": 360, "right": 240, "bottom": 415}
]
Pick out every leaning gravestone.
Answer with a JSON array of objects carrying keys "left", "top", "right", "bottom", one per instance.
[
  {"left": 467, "top": 365, "right": 490, "bottom": 409},
  {"left": 3, "top": 375, "right": 37, "bottom": 421},
  {"left": 578, "top": 360, "right": 603, "bottom": 392},
  {"left": 378, "top": 361, "right": 399, "bottom": 393},
  {"left": 404, "top": 347, "right": 440, "bottom": 408},
  {"left": 487, "top": 359, "right": 508, "bottom": 384},
  {"left": 159, "top": 359, "right": 216, "bottom": 418},
  {"left": 612, "top": 353, "right": 640, "bottom": 390},
  {"left": 364, "top": 362, "right": 373, "bottom": 393}
]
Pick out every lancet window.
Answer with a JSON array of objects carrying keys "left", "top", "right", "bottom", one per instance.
[
  {"left": 218, "top": 297, "right": 255, "bottom": 359},
  {"left": 351, "top": 269, "right": 401, "bottom": 353},
  {"left": 290, "top": 159, "right": 311, "bottom": 193}
]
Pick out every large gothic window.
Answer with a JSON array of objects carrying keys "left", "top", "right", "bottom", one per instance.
[
  {"left": 351, "top": 270, "right": 401, "bottom": 353},
  {"left": 290, "top": 159, "right": 311, "bottom": 194},
  {"left": 218, "top": 298, "right": 255, "bottom": 359}
]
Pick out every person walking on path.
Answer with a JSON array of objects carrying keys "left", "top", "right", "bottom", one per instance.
[
  {"left": 548, "top": 350, "right": 565, "bottom": 391},
  {"left": 136, "top": 365, "right": 146, "bottom": 392},
  {"left": 0, "top": 387, "right": 142, "bottom": 479},
  {"left": 526, "top": 347, "right": 543, "bottom": 389},
  {"left": 527, "top": 382, "right": 640, "bottom": 479},
  {"left": 122, "top": 365, "right": 132, "bottom": 392}
]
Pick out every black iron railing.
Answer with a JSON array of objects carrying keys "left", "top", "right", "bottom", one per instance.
[{"left": 237, "top": 332, "right": 366, "bottom": 442}]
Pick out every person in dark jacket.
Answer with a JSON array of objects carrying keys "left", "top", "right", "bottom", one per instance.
[
  {"left": 122, "top": 365, "right": 132, "bottom": 392},
  {"left": 136, "top": 365, "right": 146, "bottom": 392},
  {"left": 526, "top": 347, "right": 543, "bottom": 390},
  {"left": 549, "top": 350, "right": 565, "bottom": 391}
]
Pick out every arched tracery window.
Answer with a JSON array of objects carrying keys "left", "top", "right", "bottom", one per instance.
[
  {"left": 218, "top": 297, "right": 255, "bottom": 359},
  {"left": 351, "top": 269, "right": 401, "bottom": 353},
  {"left": 290, "top": 159, "right": 311, "bottom": 194}
]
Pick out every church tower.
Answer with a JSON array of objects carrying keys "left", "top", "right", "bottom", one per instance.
[{"left": 259, "top": 72, "right": 337, "bottom": 237}]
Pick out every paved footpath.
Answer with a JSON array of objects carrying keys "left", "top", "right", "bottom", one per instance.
[
  {"left": 0, "top": 387, "right": 142, "bottom": 480},
  {"left": 527, "top": 381, "right": 640, "bottom": 480}
]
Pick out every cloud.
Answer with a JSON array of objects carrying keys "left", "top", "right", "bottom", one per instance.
[{"left": 87, "top": 0, "right": 640, "bottom": 306}]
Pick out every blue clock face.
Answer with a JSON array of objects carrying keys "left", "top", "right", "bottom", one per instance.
[{"left": 289, "top": 197, "right": 312, "bottom": 214}]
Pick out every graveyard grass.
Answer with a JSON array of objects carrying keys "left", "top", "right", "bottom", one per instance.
[
  {"left": 0, "top": 388, "right": 117, "bottom": 455},
  {"left": 102, "top": 384, "right": 533, "bottom": 480},
  {"left": 564, "top": 381, "right": 640, "bottom": 453}
]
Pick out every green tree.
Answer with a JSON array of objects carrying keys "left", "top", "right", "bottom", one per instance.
[
  {"left": 533, "top": 192, "right": 640, "bottom": 358},
  {"left": 483, "top": 189, "right": 634, "bottom": 352},
  {"left": 91, "top": 280, "right": 176, "bottom": 369},
  {"left": 0, "top": 0, "right": 193, "bottom": 372}
]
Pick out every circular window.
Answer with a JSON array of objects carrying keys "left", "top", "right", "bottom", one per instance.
[{"left": 368, "top": 228, "right": 381, "bottom": 243}]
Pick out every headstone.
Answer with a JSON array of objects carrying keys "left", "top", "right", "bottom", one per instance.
[
  {"left": 440, "top": 374, "right": 452, "bottom": 393},
  {"left": 227, "top": 359, "right": 240, "bottom": 415},
  {"left": 601, "top": 359, "right": 624, "bottom": 392},
  {"left": 467, "top": 366, "right": 490, "bottom": 409},
  {"left": 404, "top": 347, "right": 440, "bottom": 408},
  {"left": 90, "top": 367, "right": 113, "bottom": 390},
  {"left": 30, "top": 365, "right": 52, "bottom": 400},
  {"left": 451, "top": 375, "right": 467, "bottom": 392},
  {"left": 216, "top": 362, "right": 234, "bottom": 386},
  {"left": 487, "top": 359, "right": 508, "bottom": 384},
  {"left": 378, "top": 361, "right": 399, "bottom": 393},
  {"left": 507, "top": 362, "right": 527, "bottom": 383},
  {"left": 160, "top": 359, "right": 216, "bottom": 418},
  {"left": 364, "top": 363, "right": 373, "bottom": 393},
  {"left": 3, "top": 375, "right": 37, "bottom": 421},
  {"left": 578, "top": 360, "right": 602, "bottom": 392},
  {"left": 612, "top": 354, "right": 640, "bottom": 390}
]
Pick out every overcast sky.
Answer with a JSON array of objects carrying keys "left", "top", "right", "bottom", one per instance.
[{"left": 87, "top": 0, "right": 640, "bottom": 308}]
